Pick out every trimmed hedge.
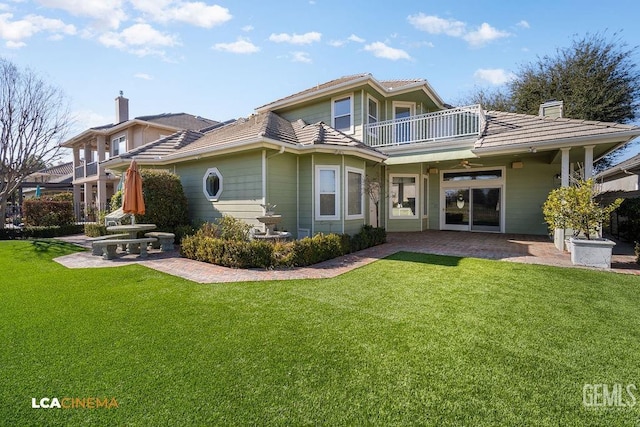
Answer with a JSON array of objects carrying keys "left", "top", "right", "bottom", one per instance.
[
  {"left": 0, "top": 224, "right": 84, "bottom": 240},
  {"left": 180, "top": 223, "right": 387, "bottom": 269},
  {"left": 22, "top": 199, "right": 74, "bottom": 226}
]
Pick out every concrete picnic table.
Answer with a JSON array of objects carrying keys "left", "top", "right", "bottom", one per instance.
[{"left": 106, "top": 224, "right": 157, "bottom": 253}]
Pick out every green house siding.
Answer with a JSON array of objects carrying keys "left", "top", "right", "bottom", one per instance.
[
  {"left": 297, "top": 156, "right": 313, "bottom": 236},
  {"left": 175, "top": 152, "right": 263, "bottom": 227},
  {"left": 504, "top": 160, "right": 558, "bottom": 235},
  {"left": 266, "top": 152, "right": 298, "bottom": 236}
]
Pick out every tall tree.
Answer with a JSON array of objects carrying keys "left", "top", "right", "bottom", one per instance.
[
  {"left": 0, "top": 59, "right": 71, "bottom": 228},
  {"left": 510, "top": 32, "right": 640, "bottom": 123}
]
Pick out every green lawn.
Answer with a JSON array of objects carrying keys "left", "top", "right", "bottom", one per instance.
[{"left": 1, "top": 240, "right": 639, "bottom": 426}]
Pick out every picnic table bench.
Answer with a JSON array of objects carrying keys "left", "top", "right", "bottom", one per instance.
[
  {"left": 87, "top": 233, "right": 130, "bottom": 255},
  {"left": 91, "top": 237, "right": 157, "bottom": 260},
  {"left": 144, "top": 232, "right": 175, "bottom": 251}
]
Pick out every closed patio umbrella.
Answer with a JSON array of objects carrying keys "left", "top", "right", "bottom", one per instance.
[{"left": 122, "top": 159, "right": 145, "bottom": 224}]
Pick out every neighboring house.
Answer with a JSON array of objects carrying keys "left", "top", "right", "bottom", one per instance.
[
  {"left": 22, "top": 161, "right": 74, "bottom": 198},
  {"left": 597, "top": 153, "right": 640, "bottom": 198},
  {"left": 61, "top": 93, "right": 219, "bottom": 218},
  {"left": 99, "top": 73, "right": 640, "bottom": 237}
]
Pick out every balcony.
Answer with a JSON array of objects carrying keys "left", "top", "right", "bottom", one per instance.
[
  {"left": 74, "top": 161, "right": 98, "bottom": 179},
  {"left": 363, "top": 104, "right": 485, "bottom": 148}
]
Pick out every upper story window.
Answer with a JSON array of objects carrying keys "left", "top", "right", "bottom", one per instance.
[
  {"left": 315, "top": 165, "right": 340, "bottom": 220},
  {"left": 202, "top": 167, "right": 223, "bottom": 201},
  {"left": 332, "top": 94, "right": 353, "bottom": 134},
  {"left": 112, "top": 135, "right": 127, "bottom": 156},
  {"left": 367, "top": 96, "right": 378, "bottom": 125}
]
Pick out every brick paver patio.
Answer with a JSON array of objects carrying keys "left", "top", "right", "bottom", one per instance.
[{"left": 54, "top": 231, "right": 639, "bottom": 283}]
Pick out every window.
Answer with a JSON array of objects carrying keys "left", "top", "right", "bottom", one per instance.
[
  {"left": 346, "top": 167, "right": 364, "bottom": 218},
  {"left": 112, "top": 135, "right": 126, "bottom": 156},
  {"left": 390, "top": 174, "right": 418, "bottom": 218},
  {"left": 367, "top": 96, "right": 378, "bottom": 125},
  {"left": 332, "top": 95, "right": 353, "bottom": 133},
  {"left": 202, "top": 167, "right": 223, "bottom": 201},
  {"left": 315, "top": 166, "right": 340, "bottom": 220}
]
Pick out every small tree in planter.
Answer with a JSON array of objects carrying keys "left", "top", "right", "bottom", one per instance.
[{"left": 543, "top": 178, "right": 622, "bottom": 268}]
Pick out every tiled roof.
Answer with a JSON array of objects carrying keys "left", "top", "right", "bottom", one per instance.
[
  {"left": 292, "top": 119, "right": 371, "bottom": 148},
  {"left": 256, "top": 74, "right": 371, "bottom": 110},
  {"left": 119, "top": 130, "right": 205, "bottom": 161},
  {"left": 135, "top": 113, "right": 219, "bottom": 131},
  {"left": 476, "top": 111, "right": 640, "bottom": 150},
  {"left": 378, "top": 79, "right": 424, "bottom": 90},
  {"left": 89, "top": 113, "right": 219, "bottom": 133},
  {"left": 39, "top": 161, "right": 74, "bottom": 176},
  {"left": 109, "top": 112, "right": 383, "bottom": 162}
]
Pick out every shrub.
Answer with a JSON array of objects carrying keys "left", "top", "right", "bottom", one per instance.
[
  {"left": 84, "top": 223, "right": 107, "bottom": 237},
  {"left": 181, "top": 219, "right": 387, "bottom": 269},
  {"left": 543, "top": 178, "right": 622, "bottom": 239},
  {"left": 635, "top": 242, "right": 640, "bottom": 265},
  {"left": 21, "top": 224, "right": 84, "bottom": 239},
  {"left": 22, "top": 199, "right": 74, "bottom": 226},
  {"left": 112, "top": 169, "right": 190, "bottom": 230},
  {"left": 173, "top": 224, "right": 196, "bottom": 244}
]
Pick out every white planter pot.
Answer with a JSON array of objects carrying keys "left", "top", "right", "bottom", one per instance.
[{"left": 569, "top": 237, "right": 616, "bottom": 269}]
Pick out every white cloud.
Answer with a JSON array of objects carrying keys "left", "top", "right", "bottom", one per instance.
[
  {"left": 241, "top": 24, "right": 253, "bottom": 32},
  {"left": 347, "top": 34, "right": 365, "bottom": 43},
  {"left": 134, "top": 72, "right": 153, "bottom": 80},
  {"left": 0, "top": 12, "right": 76, "bottom": 47},
  {"left": 408, "top": 13, "right": 510, "bottom": 47},
  {"left": 364, "top": 42, "right": 411, "bottom": 61},
  {"left": 407, "top": 13, "right": 465, "bottom": 37},
  {"left": 291, "top": 51, "right": 311, "bottom": 63},
  {"left": 213, "top": 37, "right": 259, "bottom": 54},
  {"left": 328, "top": 39, "right": 344, "bottom": 47},
  {"left": 128, "top": 1, "right": 231, "bottom": 28},
  {"left": 517, "top": 20, "right": 530, "bottom": 29},
  {"left": 473, "top": 68, "right": 515, "bottom": 85},
  {"left": 36, "top": 0, "right": 126, "bottom": 30},
  {"left": 6, "top": 40, "right": 26, "bottom": 48},
  {"left": 464, "top": 23, "right": 510, "bottom": 47},
  {"left": 99, "top": 23, "right": 178, "bottom": 57},
  {"left": 71, "top": 109, "right": 111, "bottom": 132},
  {"left": 269, "top": 31, "right": 321, "bottom": 45}
]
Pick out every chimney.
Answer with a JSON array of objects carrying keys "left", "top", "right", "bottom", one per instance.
[
  {"left": 538, "top": 100, "right": 563, "bottom": 118},
  {"left": 115, "top": 90, "right": 129, "bottom": 123}
]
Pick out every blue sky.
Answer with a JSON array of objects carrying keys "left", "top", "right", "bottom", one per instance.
[{"left": 2, "top": 0, "right": 639, "bottom": 160}]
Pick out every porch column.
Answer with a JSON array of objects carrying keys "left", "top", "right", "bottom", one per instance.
[
  {"left": 560, "top": 147, "right": 571, "bottom": 187},
  {"left": 96, "top": 135, "right": 107, "bottom": 212},
  {"left": 584, "top": 145, "right": 595, "bottom": 179},
  {"left": 83, "top": 182, "right": 91, "bottom": 220},
  {"left": 73, "top": 184, "right": 82, "bottom": 220}
]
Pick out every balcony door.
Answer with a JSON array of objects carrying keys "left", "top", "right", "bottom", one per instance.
[{"left": 393, "top": 102, "right": 415, "bottom": 143}]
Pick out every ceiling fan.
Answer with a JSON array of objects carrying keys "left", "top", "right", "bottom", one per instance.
[{"left": 451, "top": 159, "right": 483, "bottom": 169}]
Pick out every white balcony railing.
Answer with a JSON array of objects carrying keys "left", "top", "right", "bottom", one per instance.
[{"left": 363, "top": 104, "right": 485, "bottom": 148}]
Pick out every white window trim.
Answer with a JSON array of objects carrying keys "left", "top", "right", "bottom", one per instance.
[
  {"left": 111, "top": 134, "right": 126, "bottom": 157},
  {"left": 422, "top": 175, "right": 429, "bottom": 218},
  {"left": 392, "top": 101, "right": 415, "bottom": 119},
  {"left": 345, "top": 166, "right": 365, "bottom": 220},
  {"left": 389, "top": 173, "right": 419, "bottom": 219},
  {"left": 202, "top": 167, "right": 223, "bottom": 201},
  {"left": 331, "top": 93, "right": 354, "bottom": 134},
  {"left": 315, "top": 165, "right": 340, "bottom": 221},
  {"left": 367, "top": 95, "right": 379, "bottom": 124}
]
